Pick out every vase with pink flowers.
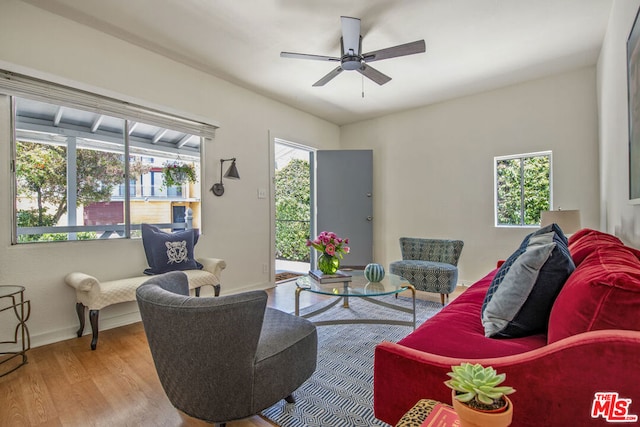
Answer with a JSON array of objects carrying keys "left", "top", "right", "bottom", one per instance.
[{"left": 307, "top": 231, "right": 350, "bottom": 274}]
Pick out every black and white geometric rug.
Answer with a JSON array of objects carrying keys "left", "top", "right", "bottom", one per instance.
[{"left": 261, "top": 295, "right": 443, "bottom": 427}]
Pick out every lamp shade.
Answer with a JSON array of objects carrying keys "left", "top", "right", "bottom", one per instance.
[
  {"left": 224, "top": 161, "right": 240, "bottom": 179},
  {"left": 540, "top": 209, "right": 581, "bottom": 235}
]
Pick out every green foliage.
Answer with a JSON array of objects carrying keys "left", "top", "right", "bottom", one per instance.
[
  {"left": 496, "top": 155, "right": 550, "bottom": 226},
  {"left": 16, "top": 141, "right": 125, "bottom": 242},
  {"left": 162, "top": 162, "right": 197, "bottom": 187},
  {"left": 16, "top": 209, "right": 97, "bottom": 242},
  {"left": 445, "top": 363, "right": 516, "bottom": 406},
  {"left": 275, "top": 158, "right": 311, "bottom": 262},
  {"left": 16, "top": 208, "right": 56, "bottom": 242}
]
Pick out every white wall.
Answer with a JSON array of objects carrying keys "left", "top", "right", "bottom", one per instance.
[
  {"left": 598, "top": 0, "right": 640, "bottom": 244},
  {"left": 341, "top": 68, "right": 600, "bottom": 283},
  {"left": 0, "top": 0, "right": 614, "bottom": 348},
  {"left": 0, "top": 0, "right": 339, "bottom": 346}
]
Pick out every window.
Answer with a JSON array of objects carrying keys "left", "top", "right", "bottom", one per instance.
[
  {"left": 494, "top": 151, "right": 552, "bottom": 227},
  {"left": 9, "top": 94, "right": 208, "bottom": 243}
]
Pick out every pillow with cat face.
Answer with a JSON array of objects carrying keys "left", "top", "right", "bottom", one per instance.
[{"left": 141, "top": 223, "right": 203, "bottom": 275}]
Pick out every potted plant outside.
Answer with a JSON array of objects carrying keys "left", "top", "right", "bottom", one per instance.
[
  {"left": 162, "top": 161, "right": 197, "bottom": 188},
  {"left": 444, "top": 363, "right": 516, "bottom": 427}
]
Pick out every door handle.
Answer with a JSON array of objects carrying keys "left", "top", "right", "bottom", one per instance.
[{"left": 367, "top": 216, "right": 373, "bottom": 221}]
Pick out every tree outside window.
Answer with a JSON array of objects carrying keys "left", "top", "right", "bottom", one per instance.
[{"left": 495, "top": 152, "right": 551, "bottom": 226}]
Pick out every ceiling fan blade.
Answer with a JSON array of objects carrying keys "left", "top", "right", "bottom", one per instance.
[
  {"left": 313, "top": 66, "right": 344, "bottom": 87},
  {"left": 357, "top": 63, "right": 391, "bottom": 85},
  {"left": 363, "top": 40, "right": 426, "bottom": 62},
  {"left": 280, "top": 52, "right": 340, "bottom": 62},
  {"left": 341, "top": 16, "right": 361, "bottom": 55}
]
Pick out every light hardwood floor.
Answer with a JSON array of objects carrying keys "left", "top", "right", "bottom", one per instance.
[{"left": 0, "top": 281, "right": 466, "bottom": 427}]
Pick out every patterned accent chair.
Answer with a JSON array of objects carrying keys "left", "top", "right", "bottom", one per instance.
[
  {"left": 136, "top": 271, "right": 317, "bottom": 427},
  {"left": 389, "top": 238, "right": 464, "bottom": 305}
]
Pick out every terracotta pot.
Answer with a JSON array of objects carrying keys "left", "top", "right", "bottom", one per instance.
[{"left": 451, "top": 391, "right": 513, "bottom": 427}]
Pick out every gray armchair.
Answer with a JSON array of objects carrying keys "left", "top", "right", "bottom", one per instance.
[
  {"left": 389, "top": 237, "right": 464, "bottom": 305},
  {"left": 135, "top": 271, "right": 317, "bottom": 427}
]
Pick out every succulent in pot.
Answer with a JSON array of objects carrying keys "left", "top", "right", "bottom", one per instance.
[{"left": 445, "top": 363, "right": 515, "bottom": 427}]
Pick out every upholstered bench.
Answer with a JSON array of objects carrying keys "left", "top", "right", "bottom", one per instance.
[{"left": 65, "top": 257, "right": 226, "bottom": 350}]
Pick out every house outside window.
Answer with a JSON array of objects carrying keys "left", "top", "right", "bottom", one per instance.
[
  {"left": 11, "top": 96, "right": 205, "bottom": 243},
  {"left": 494, "top": 151, "right": 552, "bottom": 227}
]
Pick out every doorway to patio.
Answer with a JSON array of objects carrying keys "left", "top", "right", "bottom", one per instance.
[{"left": 273, "top": 139, "right": 312, "bottom": 279}]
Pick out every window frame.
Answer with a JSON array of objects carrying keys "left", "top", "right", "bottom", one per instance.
[
  {"left": 1, "top": 71, "right": 217, "bottom": 244},
  {"left": 494, "top": 150, "right": 553, "bottom": 228}
]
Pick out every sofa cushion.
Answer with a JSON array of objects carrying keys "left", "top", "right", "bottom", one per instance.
[
  {"left": 548, "top": 244, "right": 640, "bottom": 344},
  {"left": 397, "top": 270, "right": 547, "bottom": 359},
  {"left": 142, "top": 223, "right": 203, "bottom": 275},
  {"left": 568, "top": 228, "right": 624, "bottom": 266}
]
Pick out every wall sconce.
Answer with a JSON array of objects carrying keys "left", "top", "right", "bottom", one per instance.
[
  {"left": 210, "top": 158, "right": 240, "bottom": 196},
  {"left": 540, "top": 209, "right": 581, "bottom": 235}
]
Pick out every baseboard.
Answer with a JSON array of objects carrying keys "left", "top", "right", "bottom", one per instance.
[
  {"left": 30, "top": 281, "right": 275, "bottom": 348},
  {"left": 30, "top": 310, "right": 143, "bottom": 349}
]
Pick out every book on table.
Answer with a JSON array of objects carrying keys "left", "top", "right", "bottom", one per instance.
[
  {"left": 308, "top": 270, "right": 352, "bottom": 284},
  {"left": 420, "top": 403, "right": 459, "bottom": 427}
]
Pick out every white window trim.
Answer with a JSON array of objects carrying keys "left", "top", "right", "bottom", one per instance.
[{"left": 494, "top": 150, "right": 553, "bottom": 228}]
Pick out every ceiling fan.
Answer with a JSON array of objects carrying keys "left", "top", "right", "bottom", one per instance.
[{"left": 280, "top": 16, "right": 426, "bottom": 87}]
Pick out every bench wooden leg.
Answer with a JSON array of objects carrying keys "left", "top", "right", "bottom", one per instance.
[
  {"left": 76, "top": 303, "right": 86, "bottom": 337},
  {"left": 195, "top": 285, "right": 221, "bottom": 297},
  {"left": 89, "top": 309, "right": 99, "bottom": 350}
]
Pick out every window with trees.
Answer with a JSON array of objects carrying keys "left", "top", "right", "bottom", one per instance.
[
  {"left": 10, "top": 94, "right": 207, "bottom": 243},
  {"left": 494, "top": 151, "right": 552, "bottom": 227}
]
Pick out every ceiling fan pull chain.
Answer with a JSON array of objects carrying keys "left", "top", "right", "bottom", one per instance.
[{"left": 362, "top": 74, "right": 365, "bottom": 98}]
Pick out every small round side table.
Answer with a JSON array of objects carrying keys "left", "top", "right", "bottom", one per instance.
[{"left": 0, "top": 285, "right": 31, "bottom": 376}]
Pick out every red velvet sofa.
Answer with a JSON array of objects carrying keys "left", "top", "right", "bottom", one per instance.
[{"left": 374, "top": 229, "right": 640, "bottom": 426}]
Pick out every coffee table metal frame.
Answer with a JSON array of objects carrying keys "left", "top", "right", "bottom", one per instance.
[{"left": 295, "top": 271, "right": 416, "bottom": 329}]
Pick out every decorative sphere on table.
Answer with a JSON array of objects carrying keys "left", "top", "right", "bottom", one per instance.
[{"left": 364, "top": 263, "right": 385, "bottom": 282}]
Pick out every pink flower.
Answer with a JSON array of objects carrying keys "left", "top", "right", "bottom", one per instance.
[{"left": 307, "top": 231, "right": 350, "bottom": 259}]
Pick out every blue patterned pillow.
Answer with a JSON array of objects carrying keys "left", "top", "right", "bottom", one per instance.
[{"left": 141, "top": 223, "right": 203, "bottom": 275}]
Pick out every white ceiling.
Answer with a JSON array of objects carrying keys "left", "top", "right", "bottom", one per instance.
[{"left": 23, "top": 0, "right": 614, "bottom": 126}]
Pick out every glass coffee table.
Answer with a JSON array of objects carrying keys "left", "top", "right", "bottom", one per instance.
[{"left": 295, "top": 270, "right": 416, "bottom": 329}]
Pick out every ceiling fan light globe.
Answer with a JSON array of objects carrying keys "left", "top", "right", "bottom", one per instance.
[{"left": 341, "top": 59, "right": 361, "bottom": 71}]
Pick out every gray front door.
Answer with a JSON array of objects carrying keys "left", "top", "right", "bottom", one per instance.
[{"left": 314, "top": 150, "right": 373, "bottom": 268}]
